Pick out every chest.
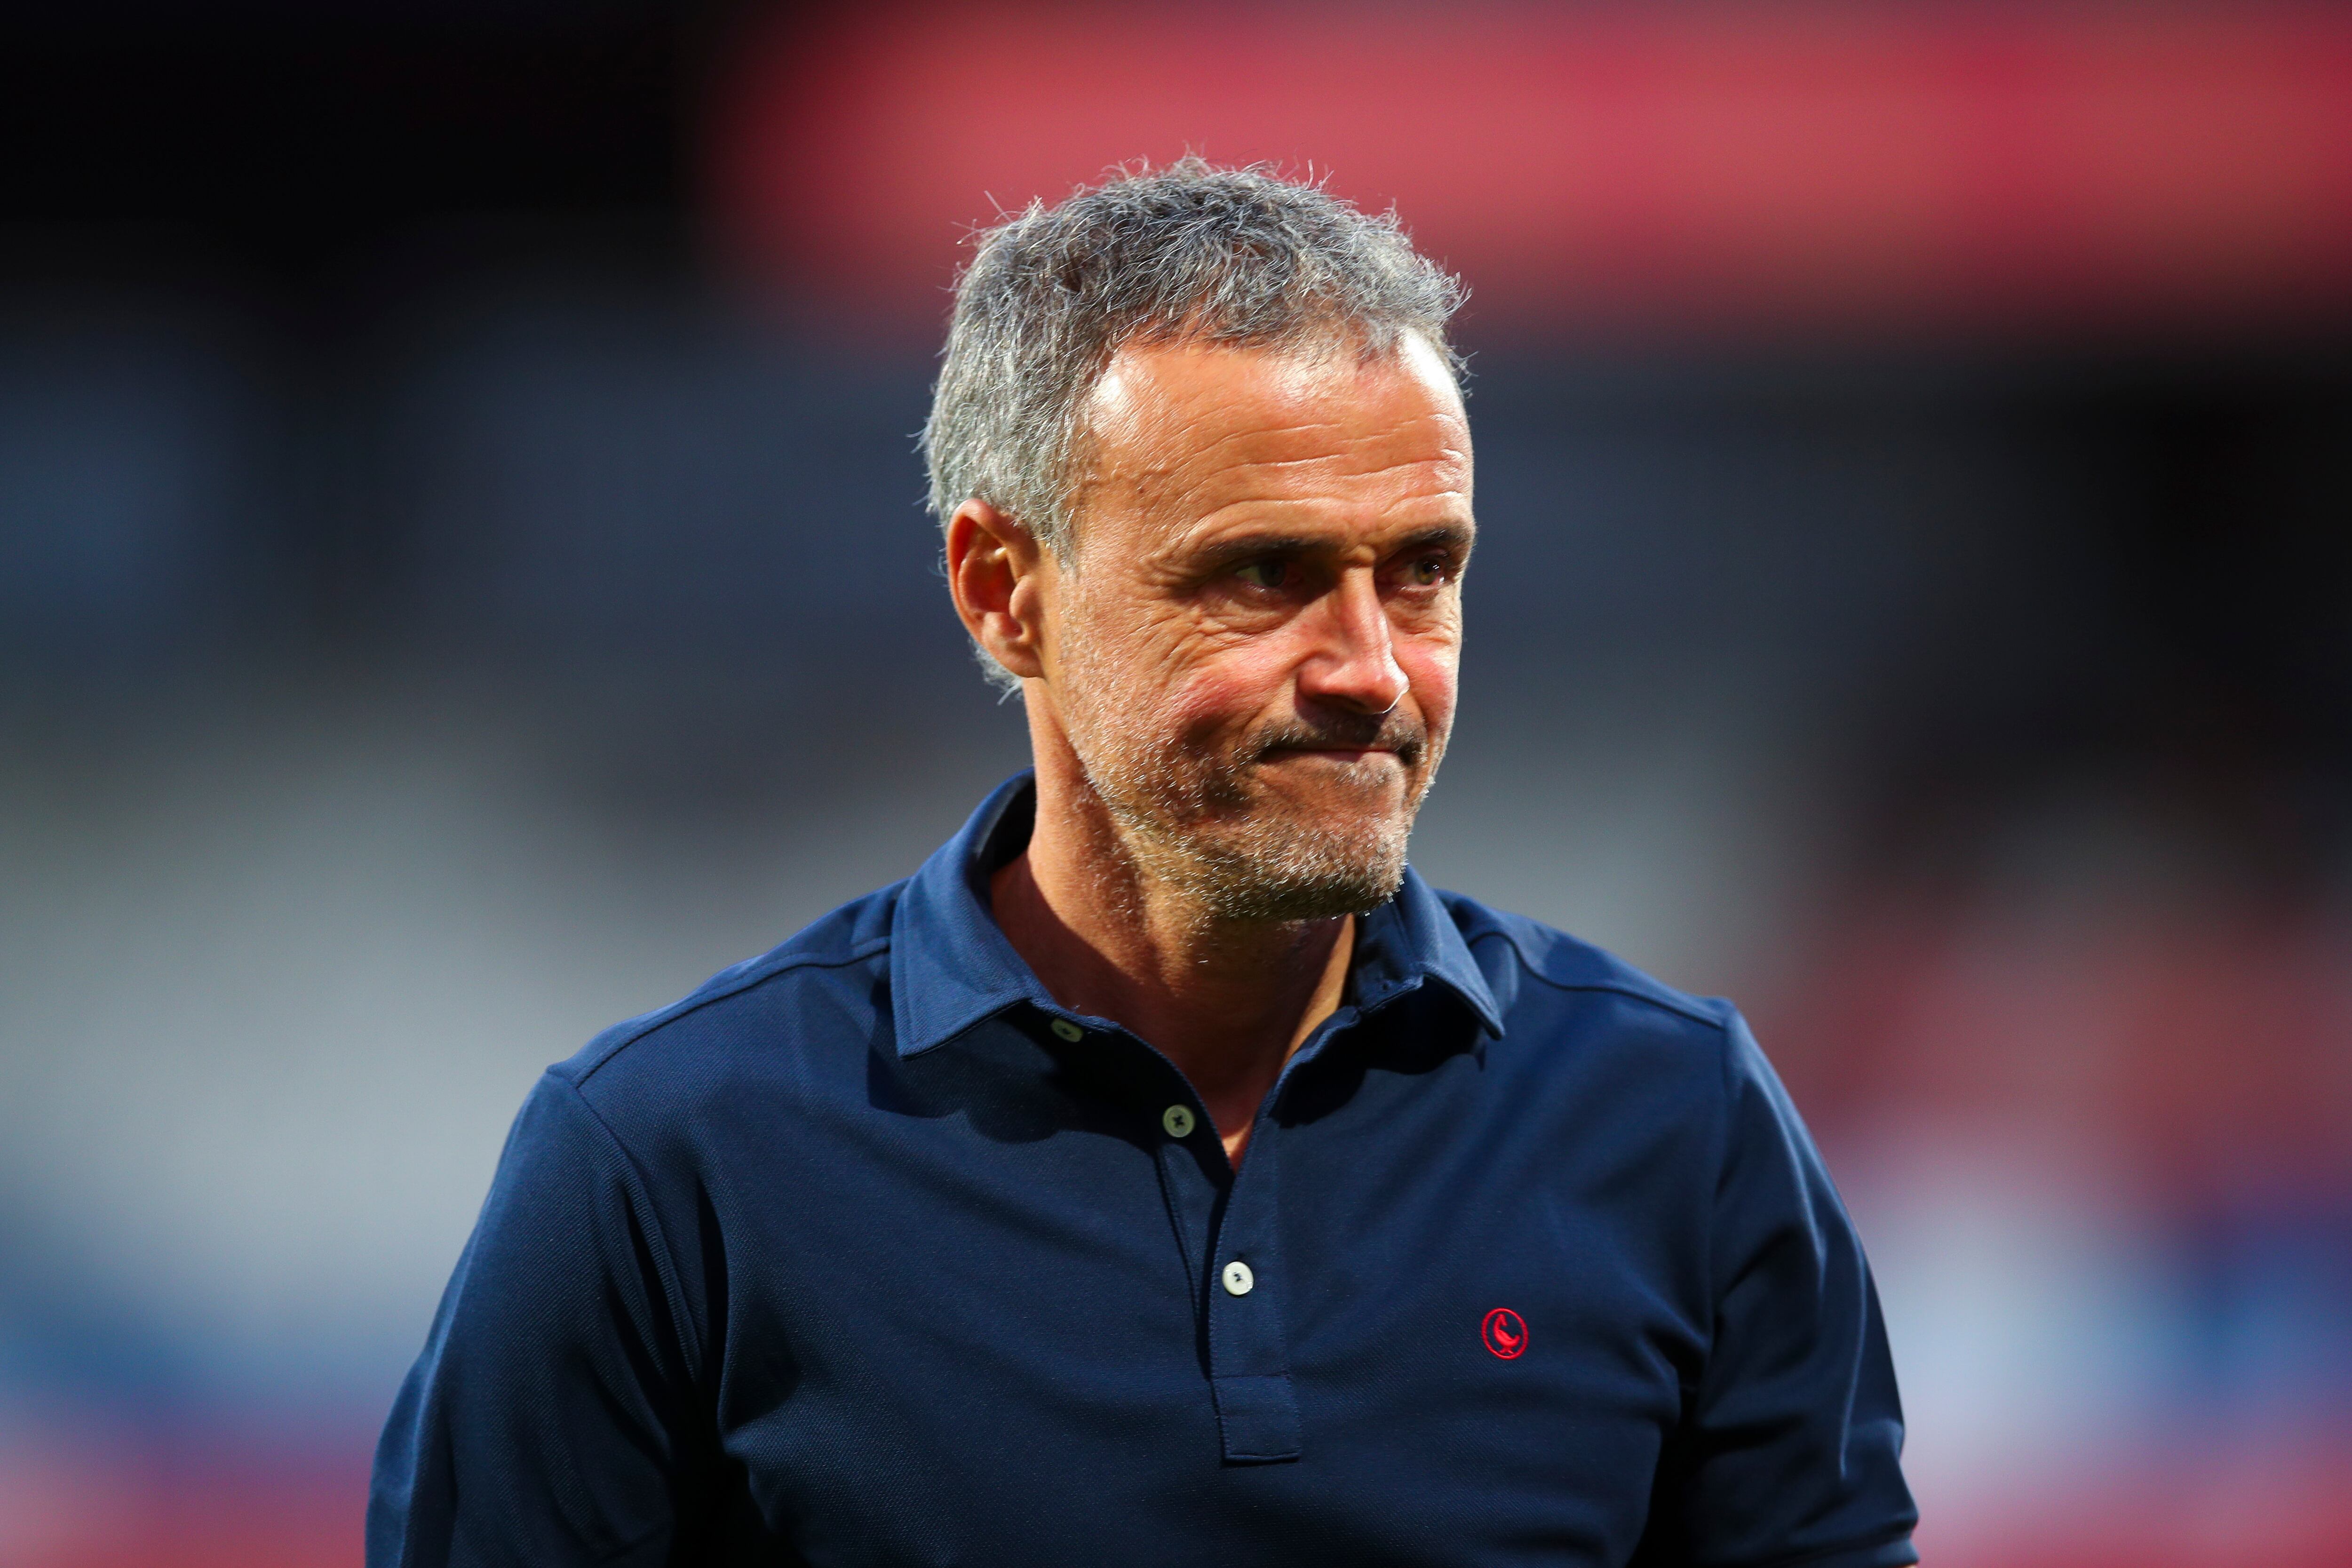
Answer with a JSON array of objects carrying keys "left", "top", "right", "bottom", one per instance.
[{"left": 697, "top": 1034, "right": 1711, "bottom": 1567}]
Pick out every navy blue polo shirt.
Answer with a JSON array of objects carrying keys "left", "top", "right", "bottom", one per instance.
[{"left": 371, "top": 772, "right": 1915, "bottom": 1568}]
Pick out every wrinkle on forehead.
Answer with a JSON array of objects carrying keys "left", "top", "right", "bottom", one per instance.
[{"left": 1070, "top": 334, "right": 1471, "bottom": 542}]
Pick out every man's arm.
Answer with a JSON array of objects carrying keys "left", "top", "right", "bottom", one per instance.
[
  {"left": 1629, "top": 1012, "right": 1920, "bottom": 1568},
  {"left": 369, "top": 1072, "right": 702, "bottom": 1568}
]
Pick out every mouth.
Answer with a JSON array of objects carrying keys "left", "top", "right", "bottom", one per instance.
[
  {"left": 1245, "top": 715, "right": 1427, "bottom": 775},
  {"left": 1256, "top": 746, "right": 1414, "bottom": 781},
  {"left": 1267, "top": 746, "right": 1398, "bottom": 765}
]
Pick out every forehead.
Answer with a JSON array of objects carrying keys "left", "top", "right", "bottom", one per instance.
[{"left": 1075, "top": 335, "right": 1472, "bottom": 533}]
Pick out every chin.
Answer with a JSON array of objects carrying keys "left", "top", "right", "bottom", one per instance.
[
  {"left": 1200, "top": 861, "right": 1406, "bottom": 923},
  {"left": 1184, "top": 806, "right": 1415, "bottom": 922}
]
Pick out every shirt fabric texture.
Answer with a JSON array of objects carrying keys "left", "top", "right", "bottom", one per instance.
[{"left": 370, "top": 771, "right": 1918, "bottom": 1567}]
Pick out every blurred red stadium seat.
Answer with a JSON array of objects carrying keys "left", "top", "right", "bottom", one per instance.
[{"left": 709, "top": 3, "right": 2352, "bottom": 335}]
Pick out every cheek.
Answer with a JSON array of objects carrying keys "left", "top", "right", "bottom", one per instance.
[
  {"left": 1134, "top": 634, "right": 1302, "bottom": 750},
  {"left": 1065, "top": 597, "right": 1247, "bottom": 734},
  {"left": 1397, "top": 635, "right": 1460, "bottom": 726},
  {"left": 1060, "top": 590, "right": 1163, "bottom": 685}
]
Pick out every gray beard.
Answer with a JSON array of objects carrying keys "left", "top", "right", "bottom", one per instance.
[
  {"left": 1154, "top": 805, "right": 1414, "bottom": 923},
  {"left": 1056, "top": 637, "right": 1438, "bottom": 923}
]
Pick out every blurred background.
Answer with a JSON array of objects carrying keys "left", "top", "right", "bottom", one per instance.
[{"left": 3, "top": 1, "right": 2350, "bottom": 1562}]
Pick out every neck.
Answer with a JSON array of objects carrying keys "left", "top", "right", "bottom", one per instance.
[{"left": 990, "top": 755, "right": 1354, "bottom": 1168}]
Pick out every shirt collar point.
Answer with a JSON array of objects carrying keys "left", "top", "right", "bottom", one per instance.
[
  {"left": 1379, "top": 867, "right": 1506, "bottom": 1038},
  {"left": 889, "top": 771, "right": 1052, "bottom": 1059}
]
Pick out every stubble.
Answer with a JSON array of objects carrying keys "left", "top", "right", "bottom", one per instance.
[{"left": 1054, "top": 618, "right": 1445, "bottom": 923}]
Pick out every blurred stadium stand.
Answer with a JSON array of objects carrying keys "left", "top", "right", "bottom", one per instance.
[{"left": 1, "top": 3, "right": 2349, "bottom": 1565}]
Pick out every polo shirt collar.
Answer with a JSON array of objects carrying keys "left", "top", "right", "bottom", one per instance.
[{"left": 889, "top": 771, "right": 1505, "bottom": 1059}]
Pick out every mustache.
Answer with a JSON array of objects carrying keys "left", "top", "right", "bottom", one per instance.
[{"left": 1244, "top": 708, "right": 1428, "bottom": 768}]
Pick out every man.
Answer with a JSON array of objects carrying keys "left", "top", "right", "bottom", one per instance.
[{"left": 371, "top": 160, "right": 1916, "bottom": 1567}]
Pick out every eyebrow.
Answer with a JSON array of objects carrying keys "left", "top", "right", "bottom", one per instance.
[
  {"left": 1191, "top": 523, "right": 1476, "bottom": 574},
  {"left": 1395, "top": 524, "right": 1477, "bottom": 557}
]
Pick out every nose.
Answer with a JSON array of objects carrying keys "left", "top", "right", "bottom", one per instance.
[{"left": 1298, "top": 568, "right": 1408, "bottom": 715}]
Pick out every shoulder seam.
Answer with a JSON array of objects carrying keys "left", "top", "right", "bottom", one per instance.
[
  {"left": 543, "top": 1072, "right": 704, "bottom": 1386},
  {"left": 1465, "top": 925, "right": 1730, "bottom": 1031},
  {"left": 572, "top": 932, "right": 893, "bottom": 1086}
]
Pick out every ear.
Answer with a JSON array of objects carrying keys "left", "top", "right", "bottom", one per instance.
[{"left": 945, "top": 499, "right": 1052, "bottom": 682}]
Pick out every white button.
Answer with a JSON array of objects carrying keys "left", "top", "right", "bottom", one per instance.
[
  {"left": 1049, "top": 1018, "right": 1083, "bottom": 1043},
  {"left": 1161, "top": 1104, "right": 1196, "bottom": 1138},
  {"left": 1221, "top": 1259, "right": 1255, "bottom": 1296}
]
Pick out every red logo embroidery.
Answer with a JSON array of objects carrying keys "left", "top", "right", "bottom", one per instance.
[{"left": 1481, "top": 1306, "right": 1528, "bottom": 1360}]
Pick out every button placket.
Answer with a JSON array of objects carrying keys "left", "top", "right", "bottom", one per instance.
[
  {"left": 1136, "top": 1010, "right": 1371, "bottom": 1468},
  {"left": 1203, "top": 1114, "right": 1300, "bottom": 1463}
]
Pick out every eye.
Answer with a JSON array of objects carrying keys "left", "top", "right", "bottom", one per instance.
[
  {"left": 1234, "top": 558, "right": 1291, "bottom": 590},
  {"left": 1405, "top": 555, "right": 1451, "bottom": 587}
]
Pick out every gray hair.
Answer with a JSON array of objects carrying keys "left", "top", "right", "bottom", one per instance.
[{"left": 922, "top": 157, "right": 1465, "bottom": 573}]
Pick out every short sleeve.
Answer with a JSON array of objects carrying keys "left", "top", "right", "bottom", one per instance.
[
  {"left": 1632, "top": 1013, "right": 1919, "bottom": 1568},
  {"left": 368, "top": 1071, "right": 703, "bottom": 1568}
]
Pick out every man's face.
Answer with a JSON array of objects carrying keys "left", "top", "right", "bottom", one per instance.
[{"left": 1037, "top": 333, "right": 1473, "bottom": 921}]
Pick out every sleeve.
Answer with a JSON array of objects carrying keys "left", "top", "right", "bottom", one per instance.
[
  {"left": 1631, "top": 1012, "right": 1919, "bottom": 1568},
  {"left": 367, "top": 1070, "right": 707, "bottom": 1568}
]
